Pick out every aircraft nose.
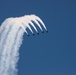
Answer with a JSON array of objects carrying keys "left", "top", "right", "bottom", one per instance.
[
  {"left": 33, "top": 33, "right": 35, "bottom": 36},
  {"left": 27, "top": 34, "right": 30, "bottom": 36},
  {"left": 46, "top": 30, "right": 48, "bottom": 33},
  {"left": 37, "top": 32, "right": 39, "bottom": 35},
  {"left": 42, "top": 31, "right": 44, "bottom": 33}
]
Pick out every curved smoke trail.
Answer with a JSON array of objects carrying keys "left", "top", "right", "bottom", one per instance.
[{"left": 0, "top": 14, "right": 47, "bottom": 75}]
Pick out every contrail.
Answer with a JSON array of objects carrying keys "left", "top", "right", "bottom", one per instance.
[{"left": 0, "top": 14, "right": 48, "bottom": 75}]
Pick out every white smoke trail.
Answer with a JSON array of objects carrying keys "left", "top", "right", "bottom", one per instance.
[
  {"left": 0, "top": 14, "right": 47, "bottom": 75},
  {"left": 0, "top": 22, "right": 24, "bottom": 75}
]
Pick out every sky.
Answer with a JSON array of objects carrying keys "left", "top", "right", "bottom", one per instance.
[{"left": 0, "top": 0, "right": 76, "bottom": 75}]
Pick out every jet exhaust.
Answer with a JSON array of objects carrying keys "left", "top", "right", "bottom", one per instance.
[{"left": 0, "top": 14, "right": 48, "bottom": 75}]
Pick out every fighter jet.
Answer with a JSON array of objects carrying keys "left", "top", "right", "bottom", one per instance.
[{"left": 18, "top": 14, "right": 48, "bottom": 36}]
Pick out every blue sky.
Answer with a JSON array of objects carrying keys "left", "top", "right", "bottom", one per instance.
[{"left": 0, "top": 0, "right": 76, "bottom": 75}]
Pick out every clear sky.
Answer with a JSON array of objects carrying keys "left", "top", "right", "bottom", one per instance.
[{"left": 0, "top": 0, "right": 76, "bottom": 75}]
